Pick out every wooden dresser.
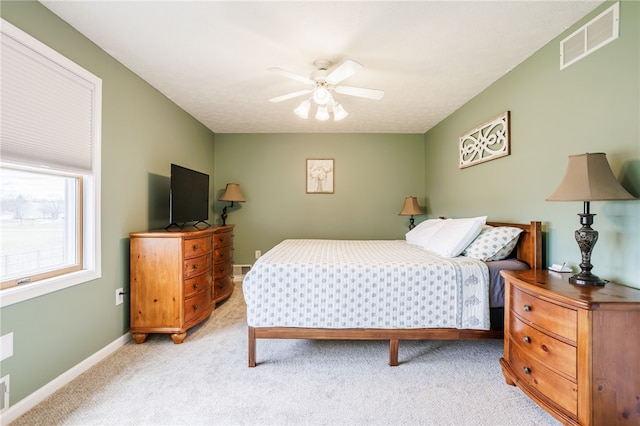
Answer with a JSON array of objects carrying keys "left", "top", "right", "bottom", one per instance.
[
  {"left": 500, "top": 270, "right": 640, "bottom": 425},
  {"left": 212, "top": 225, "right": 234, "bottom": 304},
  {"left": 129, "top": 225, "right": 234, "bottom": 344}
]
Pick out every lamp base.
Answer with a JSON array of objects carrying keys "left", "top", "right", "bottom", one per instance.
[
  {"left": 569, "top": 272, "right": 606, "bottom": 286},
  {"left": 570, "top": 207, "right": 606, "bottom": 286}
]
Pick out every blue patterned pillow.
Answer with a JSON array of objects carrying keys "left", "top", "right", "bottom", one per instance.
[{"left": 462, "top": 226, "right": 523, "bottom": 261}]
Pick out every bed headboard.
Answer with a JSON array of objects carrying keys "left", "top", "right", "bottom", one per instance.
[{"left": 487, "top": 221, "right": 542, "bottom": 270}]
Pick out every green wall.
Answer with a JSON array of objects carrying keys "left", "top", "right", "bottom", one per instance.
[
  {"left": 0, "top": 1, "right": 216, "bottom": 408},
  {"left": 424, "top": 0, "right": 640, "bottom": 288},
  {"left": 213, "top": 133, "right": 425, "bottom": 264}
]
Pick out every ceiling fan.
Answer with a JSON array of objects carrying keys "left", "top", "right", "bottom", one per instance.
[{"left": 268, "top": 59, "right": 384, "bottom": 121}]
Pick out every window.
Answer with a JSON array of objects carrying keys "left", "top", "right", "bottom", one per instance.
[
  {"left": 1, "top": 167, "right": 82, "bottom": 288},
  {"left": 0, "top": 19, "right": 101, "bottom": 307}
]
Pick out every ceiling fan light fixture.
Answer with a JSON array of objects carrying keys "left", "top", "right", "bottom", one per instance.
[
  {"left": 312, "top": 87, "right": 330, "bottom": 105},
  {"left": 333, "top": 103, "right": 348, "bottom": 121},
  {"left": 316, "top": 105, "right": 330, "bottom": 121},
  {"left": 294, "top": 99, "right": 311, "bottom": 119}
]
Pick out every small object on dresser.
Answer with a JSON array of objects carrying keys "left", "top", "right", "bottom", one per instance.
[{"left": 548, "top": 262, "right": 571, "bottom": 272}]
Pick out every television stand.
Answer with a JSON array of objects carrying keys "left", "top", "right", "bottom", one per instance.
[
  {"left": 192, "top": 220, "right": 211, "bottom": 229},
  {"left": 164, "top": 221, "right": 211, "bottom": 231}
]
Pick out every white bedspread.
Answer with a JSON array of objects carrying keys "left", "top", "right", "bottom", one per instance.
[{"left": 243, "top": 239, "right": 491, "bottom": 330}]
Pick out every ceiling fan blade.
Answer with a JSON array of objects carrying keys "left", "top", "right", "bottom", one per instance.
[
  {"left": 335, "top": 85, "right": 384, "bottom": 100},
  {"left": 269, "top": 89, "right": 312, "bottom": 103},
  {"left": 268, "top": 67, "right": 314, "bottom": 86},
  {"left": 325, "top": 59, "right": 363, "bottom": 85}
]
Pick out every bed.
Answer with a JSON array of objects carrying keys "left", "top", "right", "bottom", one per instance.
[{"left": 243, "top": 219, "right": 542, "bottom": 367}]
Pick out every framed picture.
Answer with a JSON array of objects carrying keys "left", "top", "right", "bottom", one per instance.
[
  {"left": 306, "top": 158, "right": 334, "bottom": 194},
  {"left": 459, "top": 111, "right": 510, "bottom": 168}
]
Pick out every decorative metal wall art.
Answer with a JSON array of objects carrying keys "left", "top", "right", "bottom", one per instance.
[{"left": 459, "top": 111, "right": 510, "bottom": 168}]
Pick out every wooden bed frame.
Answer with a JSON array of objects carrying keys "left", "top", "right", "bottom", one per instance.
[{"left": 247, "top": 221, "right": 542, "bottom": 367}]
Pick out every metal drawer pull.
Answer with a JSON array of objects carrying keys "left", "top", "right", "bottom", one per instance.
[
  {"left": 523, "top": 336, "right": 531, "bottom": 344},
  {"left": 193, "top": 264, "right": 199, "bottom": 270},
  {"left": 523, "top": 304, "right": 532, "bottom": 312},
  {"left": 219, "top": 267, "right": 225, "bottom": 272},
  {"left": 193, "top": 283, "right": 199, "bottom": 289},
  {"left": 193, "top": 244, "right": 199, "bottom": 250},
  {"left": 194, "top": 304, "right": 199, "bottom": 310},
  {"left": 523, "top": 366, "right": 531, "bottom": 375}
]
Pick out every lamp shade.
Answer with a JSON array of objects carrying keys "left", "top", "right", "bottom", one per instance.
[
  {"left": 398, "top": 196, "right": 424, "bottom": 216},
  {"left": 219, "top": 183, "right": 246, "bottom": 202},
  {"left": 546, "top": 153, "right": 634, "bottom": 202},
  {"left": 294, "top": 99, "right": 311, "bottom": 119}
]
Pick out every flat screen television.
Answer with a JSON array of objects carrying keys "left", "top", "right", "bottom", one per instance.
[{"left": 169, "top": 164, "right": 210, "bottom": 228}]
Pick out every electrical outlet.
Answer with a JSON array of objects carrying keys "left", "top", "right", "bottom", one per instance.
[
  {"left": 115, "top": 288, "right": 124, "bottom": 305},
  {"left": 255, "top": 250, "right": 261, "bottom": 259}
]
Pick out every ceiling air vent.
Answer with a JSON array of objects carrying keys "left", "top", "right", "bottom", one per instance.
[{"left": 560, "top": 2, "right": 619, "bottom": 70}]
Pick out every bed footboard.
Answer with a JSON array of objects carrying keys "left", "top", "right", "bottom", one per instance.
[{"left": 248, "top": 326, "right": 502, "bottom": 367}]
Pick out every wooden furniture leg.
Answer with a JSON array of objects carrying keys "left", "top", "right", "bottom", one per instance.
[
  {"left": 170, "top": 332, "right": 187, "bottom": 344},
  {"left": 132, "top": 333, "right": 148, "bottom": 344},
  {"left": 389, "top": 339, "right": 399, "bottom": 366},
  {"left": 248, "top": 326, "right": 256, "bottom": 367}
]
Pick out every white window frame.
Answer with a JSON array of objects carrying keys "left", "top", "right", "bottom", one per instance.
[{"left": 0, "top": 19, "right": 101, "bottom": 308}]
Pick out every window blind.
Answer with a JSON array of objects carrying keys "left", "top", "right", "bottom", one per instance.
[{"left": 1, "top": 20, "right": 100, "bottom": 173}]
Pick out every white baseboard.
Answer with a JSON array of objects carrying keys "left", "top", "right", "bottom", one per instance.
[{"left": 0, "top": 333, "right": 131, "bottom": 426}]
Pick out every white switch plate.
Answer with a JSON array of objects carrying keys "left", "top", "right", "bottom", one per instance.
[
  {"left": 0, "top": 333, "right": 13, "bottom": 361},
  {"left": 115, "top": 288, "right": 124, "bottom": 305}
]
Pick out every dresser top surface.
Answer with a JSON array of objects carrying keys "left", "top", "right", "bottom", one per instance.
[
  {"left": 502, "top": 269, "right": 640, "bottom": 307},
  {"left": 130, "top": 224, "right": 233, "bottom": 238}
]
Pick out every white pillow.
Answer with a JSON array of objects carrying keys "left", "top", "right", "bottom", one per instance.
[
  {"left": 462, "top": 226, "right": 523, "bottom": 261},
  {"left": 418, "top": 216, "right": 487, "bottom": 258},
  {"left": 405, "top": 218, "right": 447, "bottom": 247}
]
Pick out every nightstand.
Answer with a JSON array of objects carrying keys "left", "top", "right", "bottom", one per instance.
[{"left": 500, "top": 269, "right": 640, "bottom": 425}]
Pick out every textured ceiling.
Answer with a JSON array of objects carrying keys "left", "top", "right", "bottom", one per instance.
[{"left": 41, "top": 1, "right": 603, "bottom": 134}]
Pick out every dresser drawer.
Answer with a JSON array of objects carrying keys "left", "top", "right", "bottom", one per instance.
[
  {"left": 184, "top": 273, "right": 212, "bottom": 298},
  {"left": 214, "top": 260, "right": 232, "bottom": 279},
  {"left": 183, "top": 236, "right": 212, "bottom": 258},
  {"left": 184, "top": 253, "right": 212, "bottom": 279},
  {"left": 511, "top": 286, "right": 577, "bottom": 342},
  {"left": 184, "top": 290, "right": 211, "bottom": 325},
  {"left": 511, "top": 315, "right": 576, "bottom": 380},
  {"left": 214, "top": 231, "right": 233, "bottom": 248},
  {"left": 214, "top": 275, "right": 233, "bottom": 296},
  {"left": 214, "top": 245, "right": 233, "bottom": 264},
  {"left": 510, "top": 343, "right": 577, "bottom": 416}
]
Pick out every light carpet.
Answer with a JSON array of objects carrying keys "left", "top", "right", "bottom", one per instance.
[{"left": 12, "top": 283, "right": 559, "bottom": 425}]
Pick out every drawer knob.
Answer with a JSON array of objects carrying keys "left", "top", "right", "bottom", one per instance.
[
  {"left": 523, "top": 304, "right": 532, "bottom": 312},
  {"left": 523, "top": 366, "right": 531, "bottom": 375},
  {"left": 193, "top": 264, "right": 199, "bottom": 270},
  {"left": 193, "top": 244, "right": 199, "bottom": 250},
  {"left": 219, "top": 267, "right": 225, "bottom": 273},
  {"left": 193, "top": 283, "right": 199, "bottom": 289},
  {"left": 523, "top": 336, "right": 531, "bottom": 344},
  {"left": 194, "top": 304, "right": 199, "bottom": 310}
]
